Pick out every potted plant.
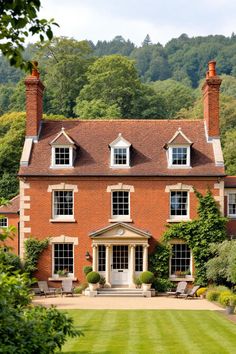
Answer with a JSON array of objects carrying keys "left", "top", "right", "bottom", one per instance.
[
  {"left": 133, "top": 276, "right": 142, "bottom": 289},
  {"left": 220, "top": 293, "right": 236, "bottom": 315},
  {"left": 99, "top": 275, "right": 106, "bottom": 288},
  {"left": 57, "top": 269, "right": 68, "bottom": 277},
  {"left": 197, "top": 287, "right": 207, "bottom": 299},
  {"left": 184, "top": 269, "right": 192, "bottom": 279},
  {"left": 86, "top": 271, "right": 101, "bottom": 291},
  {"left": 140, "top": 271, "right": 154, "bottom": 291}
]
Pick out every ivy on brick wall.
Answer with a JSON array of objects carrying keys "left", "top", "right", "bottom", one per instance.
[
  {"left": 150, "top": 190, "right": 228, "bottom": 286},
  {"left": 24, "top": 237, "right": 49, "bottom": 276}
]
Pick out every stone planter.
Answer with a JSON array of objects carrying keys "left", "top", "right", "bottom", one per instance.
[
  {"left": 142, "top": 283, "right": 151, "bottom": 291},
  {"left": 89, "top": 283, "right": 99, "bottom": 291},
  {"left": 225, "top": 305, "right": 235, "bottom": 315}
]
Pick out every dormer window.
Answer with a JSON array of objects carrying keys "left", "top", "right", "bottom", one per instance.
[
  {"left": 109, "top": 133, "right": 131, "bottom": 168},
  {"left": 50, "top": 127, "right": 76, "bottom": 168},
  {"left": 165, "top": 128, "right": 192, "bottom": 168},
  {"left": 170, "top": 146, "right": 190, "bottom": 166},
  {"left": 53, "top": 146, "right": 72, "bottom": 167}
]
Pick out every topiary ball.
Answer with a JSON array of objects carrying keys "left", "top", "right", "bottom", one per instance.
[
  {"left": 139, "top": 271, "right": 154, "bottom": 284},
  {"left": 83, "top": 265, "right": 93, "bottom": 276},
  {"left": 86, "top": 271, "right": 101, "bottom": 284}
]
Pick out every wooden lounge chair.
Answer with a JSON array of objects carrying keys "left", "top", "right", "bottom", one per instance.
[
  {"left": 167, "top": 281, "right": 187, "bottom": 297},
  {"left": 60, "top": 279, "right": 75, "bottom": 297},
  {"left": 178, "top": 285, "right": 200, "bottom": 299},
  {"left": 38, "top": 281, "right": 56, "bottom": 297}
]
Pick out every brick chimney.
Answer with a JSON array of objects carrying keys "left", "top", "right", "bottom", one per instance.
[
  {"left": 24, "top": 61, "right": 45, "bottom": 138},
  {"left": 202, "top": 61, "right": 222, "bottom": 138}
]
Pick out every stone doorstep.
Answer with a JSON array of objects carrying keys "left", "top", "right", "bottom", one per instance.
[{"left": 88, "top": 288, "right": 152, "bottom": 298}]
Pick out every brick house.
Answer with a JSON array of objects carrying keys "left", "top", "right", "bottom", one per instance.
[{"left": 1, "top": 61, "right": 236, "bottom": 287}]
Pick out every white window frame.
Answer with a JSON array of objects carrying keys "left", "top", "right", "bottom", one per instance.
[
  {"left": 111, "top": 147, "right": 130, "bottom": 168},
  {"left": 169, "top": 243, "right": 193, "bottom": 278},
  {"left": 228, "top": 193, "right": 236, "bottom": 218},
  {"left": 169, "top": 190, "right": 190, "bottom": 221},
  {"left": 52, "top": 190, "right": 74, "bottom": 221},
  {"left": 168, "top": 145, "right": 191, "bottom": 168},
  {"left": 51, "top": 145, "right": 73, "bottom": 168},
  {"left": 52, "top": 242, "right": 74, "bottom": 278},
  {"left": 0, "top": 217, "right": 8, "bottom": 228},
  {"left": 111, "top": 190, "right": 131, "bottom": 221}
]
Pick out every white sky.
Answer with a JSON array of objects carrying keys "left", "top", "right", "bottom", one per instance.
[{"left": 39, "top": 0, "right": 236, "bottom": 46}]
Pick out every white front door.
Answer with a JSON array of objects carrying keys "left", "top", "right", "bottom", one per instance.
[{"left": 111, "top": 245, "right": 129, "bottom": 285}]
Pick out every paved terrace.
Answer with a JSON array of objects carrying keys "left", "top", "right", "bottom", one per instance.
[{"left": 33, "top": 295, "right": 220, "bottom": 310}]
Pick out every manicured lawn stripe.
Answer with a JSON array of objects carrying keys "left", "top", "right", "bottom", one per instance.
[{"left": 60, "top": 310, "right": 236, "bottom": 354}]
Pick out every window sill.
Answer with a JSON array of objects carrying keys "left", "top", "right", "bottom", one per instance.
[
  {"left": 168, "top": 166, "right": 192, "bottom": 169},
  {"left": 169, "top": 277, "right": 194, "bottom": 282},
  {"left": 228, "top": 216, "right": 236, "bottom": 219},
  {"left": 48, "top": 277, "right": 77, "bottom": 281},
  {"left": 110, "top": 165, "right": 131, "bottom": 169},
  {"left": 166, "top": 218, "right": 191, "bottom": 223},
  {"left": 50, "top": 166, "right": 74, "bottom": 169},
  {"left": 109, "top": 218, "right": 133, "bottom": 223},
  {"left": 49, "top": 218, "right": 76, "bottom": 223}
]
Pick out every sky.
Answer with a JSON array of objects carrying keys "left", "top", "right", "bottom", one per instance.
[{"left": 39, "top": 0, "right": 236, "bottom": 46}]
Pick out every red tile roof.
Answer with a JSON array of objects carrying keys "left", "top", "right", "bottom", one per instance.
[
  {"left": 19, "top": 119, "right": 225, "bottom": 177},
  {"left": 0, "top": 195, "right": 19, "bottom": 214},
  {"left": 225, "top": 176, "right": 236, "bottom": 188}
]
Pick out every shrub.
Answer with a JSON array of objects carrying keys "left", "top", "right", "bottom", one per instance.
[
  {"left": 74, "top": 283, "right": 88, "bottom": 294},
  {"left": 133, "top": 276, "right": 142, "bottom": 288},
  {"left": 0, "top": 248, "right": 22, "bottom": 272},
  {"left": 139, "top": 271, "right": 154, "bottom": 284},
  {"left": 99, "top": 275, "right": 106, "bottom": 286},
  {"left": 206, "top": 289, "right": 221, "bottom": 302},
  {"left": 196, "top": 287, "right": 207, "bottom": 297},
  {"left": 86, "top": 271, "right": 100, "bottom": 284},
  {"left": 152, "top": 278, "right": 174, "bottom": 292},
  {"left": 83, "top": 266, "right": 93, "bottom": 276},
  {"left": 219, "top": 293, "right": 236, "bottom": 307}
]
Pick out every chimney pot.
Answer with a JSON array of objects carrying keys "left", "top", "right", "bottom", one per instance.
[{"left": 208, "top": 60, "right": 217, "bottom": 77}]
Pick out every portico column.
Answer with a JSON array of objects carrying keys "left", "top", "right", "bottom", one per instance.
[
  {"left": 129, "top": 245, "right": 136, "bottom": 288},
  {"left": 143, "top": 244, "right": 149, "bottom": 271},
  {"left": 92, "top": 245, "right": 97, "bottom": 271},
  {"left": 105, "top": 244, "right": 111, "bottom": 287}
]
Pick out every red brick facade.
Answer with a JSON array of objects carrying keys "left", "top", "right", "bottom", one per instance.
[{"left": 7, "top": 60, "right": 234, "bottom": 287}]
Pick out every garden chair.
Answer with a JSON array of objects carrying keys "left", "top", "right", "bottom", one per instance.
[
  {"left": 60, "top": 279, "right": 75, "bottom": 297},
  {"left": 167, "top": 281, "right": 187, "bottom": 297},
  {"left": 179, "top": 285, "right": 200, "bottom": 299},
  {"left": 37, "top": 281, "right": 57, "bottom": 297}
]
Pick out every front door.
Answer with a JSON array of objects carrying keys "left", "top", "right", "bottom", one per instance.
[{"left": 111, "top": 245, "right": 129, "bottom": 285}]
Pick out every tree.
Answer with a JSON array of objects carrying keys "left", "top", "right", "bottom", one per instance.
[
  {"left": 223, "top": 129, "right": 236, "bottom": 175},
  {"left": 150, "top": 79, "right": 195, "bottom": 117},
  {"left": 142, "top": 34, "right": 152, "bottom": 46},
  {"left": 74, "top": 99, "right": 121, "bottom": 119},
  {"left": 75, "top": 55, "right": 142, "bottom": 118},
  {"left": 206, "top": 241, "right": 236, "bottom": 285},
  {"left": 0, "top": 0, "right": 58, "bottom": 70},
  {"left": 42, "top": 38, "right": 94, "bottom": 117}
]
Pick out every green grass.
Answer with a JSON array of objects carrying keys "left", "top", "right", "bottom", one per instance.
[{"left": 60, "top": 310, "right": 236, "bottom": 354}]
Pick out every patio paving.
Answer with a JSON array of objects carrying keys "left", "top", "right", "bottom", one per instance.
[{"left": 33, "top": 295, "right": 221, "bottom": 310}]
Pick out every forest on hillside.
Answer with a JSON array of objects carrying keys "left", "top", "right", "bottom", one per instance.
[{"left": 0, "top": 34, "right": 236, "bottom": 199}]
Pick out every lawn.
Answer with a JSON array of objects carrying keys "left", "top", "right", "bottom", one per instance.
[{"left": 60, "top": 310, "right": 236, "bottom": 354}]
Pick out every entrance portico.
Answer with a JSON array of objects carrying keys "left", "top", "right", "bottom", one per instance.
[{"left": 89, "top": 223, "right": 151, "bottom": 288}]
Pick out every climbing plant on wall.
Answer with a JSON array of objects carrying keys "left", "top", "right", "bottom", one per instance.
[
  {"left": 24, "top": 237, "right": 49, "bottom": 276},
  {"left": 150, "top": 190, "right": 227, "bottom": 286}
]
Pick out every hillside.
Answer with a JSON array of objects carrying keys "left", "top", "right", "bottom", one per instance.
[{"left": 0, "top": 34, "right": 236, "bottom": 199}]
